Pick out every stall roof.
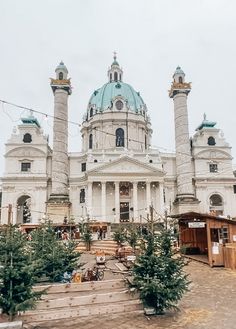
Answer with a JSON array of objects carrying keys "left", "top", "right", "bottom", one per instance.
[{"left": 171, "top": 212, "right": 236, "bottom": 225}]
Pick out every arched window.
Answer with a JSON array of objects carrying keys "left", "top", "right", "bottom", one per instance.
[
  {"left": 59, "top": 72, "right": 63, "bottom": 80},
  {"left": 110, "top": 73, "right": 112, "bottom": 82},
  {"left": 23, "top": 133, "right": 32, "bottom": 143},
  {"left": 115, "top": 100, "right": 123, "bottom": 110},
  {"left": 116, "top": 128, "right": 124, "bottom": 147},
  {"left": 145, "top": 135, "right": 147, "bottom": 150},
  {"left": 208, "top": 136, "right": 216, "bottom": 146},
  {"left": 114, "top": 72, "right": 118, "bottom": 82},
  {"left": 16, "top": 195, "right": 31, "bottom": 224},
  {"left": 89, "top": 133, "right": 93, "bottom": 149},
  {"left": 209, "top": 194, "right": 223, "bottom": 215},
  {"left": 179, "top": 76, "right": 183, "bottom": 83},
  {"left": 210, "top": 194, "right": 223, "bottom": 206},
  {"left": 119, "top": 74, "right": 121, "bottom": 81},
  {"left": 90, "top": 108, "right": 93, "bottom": 117}
]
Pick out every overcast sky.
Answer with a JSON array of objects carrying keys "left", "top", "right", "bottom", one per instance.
[{"left": 0, "top": 0, "right": 236, "bottom": 176}]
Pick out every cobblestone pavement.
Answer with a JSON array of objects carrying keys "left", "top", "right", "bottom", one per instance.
[{"left": 31, "top": 259, "right": 236, "bottom": 329}]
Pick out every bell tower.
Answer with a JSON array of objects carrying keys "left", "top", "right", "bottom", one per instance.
[
  {"left": 169, "top": 67, "right": 199, "bottom": 213},
  {"left": 47, "top": 61, "right": 72, "bottom": 222}
]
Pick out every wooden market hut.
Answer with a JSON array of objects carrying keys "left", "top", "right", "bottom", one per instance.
[
  {"left": 20, "top": 223, "right": 80, "bottom": 239},
  {"left": 173, "top": 212, "right": 236, "bottom": 268}
]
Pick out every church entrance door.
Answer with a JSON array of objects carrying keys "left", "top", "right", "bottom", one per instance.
[{"left": 120, "top": 202, "right": 129, "bottom": 222}]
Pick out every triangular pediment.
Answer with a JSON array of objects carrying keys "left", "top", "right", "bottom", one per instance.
[{"left": 87, "top": 156, "right": 164, "bottom": 176}]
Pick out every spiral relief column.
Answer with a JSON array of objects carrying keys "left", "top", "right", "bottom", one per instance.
[
  {"left": 169, "top": 67, "right": 199, "bottom": 214},
  {"left": 47, "top": 62, "right": 72, "bottom": 222}
]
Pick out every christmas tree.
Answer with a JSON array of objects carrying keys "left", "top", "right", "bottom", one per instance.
[
  {"left": 31, "top": 222, "right": 81, "bottom": 282},
  {"left": 81, "top": 223, "right": 93, "bottom": 251},
  {"left": 133, "top": 229, "right": 189, "bottom": 314},
  {"left": 0, "top": 225, "right": 44, "bottom": 321}
]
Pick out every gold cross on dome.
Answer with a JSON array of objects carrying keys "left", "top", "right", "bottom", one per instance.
[{"left": 113, "top": 51, "right": 117, "bottom": 60}]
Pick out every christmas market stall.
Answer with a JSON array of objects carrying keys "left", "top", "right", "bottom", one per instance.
[{"left": 173, "top": 212, "right": 236, "bottom": 268}]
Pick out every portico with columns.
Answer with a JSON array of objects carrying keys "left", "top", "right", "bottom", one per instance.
[
  {"left": 79, "top": 179, "right": 165, "bottom": 223},
  {"left": 70, "top": 155, "right": 165, "bottom": 223}
]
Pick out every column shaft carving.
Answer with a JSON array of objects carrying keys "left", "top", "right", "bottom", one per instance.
[
  {"left": 146, "top": 181, "right": 151, "bottom": 209},
  {"left": 115, "top": 182, "right": 120, "bottom": 223},
  {"left": 133, "top": 182, "right": 138, "bottom": 221},
  {"left": 101, "top": 182, "right": 106, "bottom": 220},
  {"left": 87, "top": 182, "right": 93, "bottom": 218}
]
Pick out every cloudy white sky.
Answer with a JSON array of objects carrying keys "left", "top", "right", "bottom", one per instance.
[{"left": 0, "top": 0, "right": 236, "bottom": 176}]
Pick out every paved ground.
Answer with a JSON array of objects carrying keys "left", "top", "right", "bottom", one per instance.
[{"left": 27, "top": 257, "right": 236, "bottom": 329}]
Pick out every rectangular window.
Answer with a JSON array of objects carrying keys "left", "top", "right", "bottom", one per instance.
[
  {"left": 219, "top": 227, "right": 229, "bottom": 243},
  {"left": 21, "top": 162, "right": 31, "bottom": 172},
  {"left": 81, "top": 163, "right": 86, "bottom": 172},
  {"left": 233, "top": 185, "right": 236, "bottom": 194},
  {"left": 80, "top": 189, "right": 85, "bottom": 203},
  {"left": 209, "top": 163, "right": 218, "bottom": 173}
]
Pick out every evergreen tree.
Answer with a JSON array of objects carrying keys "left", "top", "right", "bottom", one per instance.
[
  {"left": 132, "top": 229, "right": 189, "bottom": 314},
  {"left": 81, "top": 224, "right": 93, "bottom": 251},
  {"left": 31, "top": 222, "right": 81, "bottom": 282},
  {"left": 0, "top": 225, "right": 44, "bottom": 321},
  {"left": 126, "top": 225, "right": 139, "bottom": 251},
  {"left": 112, "top": 227, "right": 127, "bottom": 246}
]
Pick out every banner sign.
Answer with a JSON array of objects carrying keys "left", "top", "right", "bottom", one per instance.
[{"left": 188, "top": 222, "right": 205, "bottom": 228}]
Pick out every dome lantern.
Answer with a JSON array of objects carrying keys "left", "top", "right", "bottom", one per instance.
[
  {"left": 55, "top": 61, "right": 68, "bottom": 80},
  {"left": 108, "top": 52, "right": 123, "bottom": 82},
  {"left": 173, "top": 66, "right": 185, "bottom": 84}
]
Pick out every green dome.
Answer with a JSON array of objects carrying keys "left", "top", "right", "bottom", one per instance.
[
  {"left": 174, "top": 66, "right": 185, "bottom": 75},
  {"left": 88, "top": 81, "right": 146, "bottom": 113}
]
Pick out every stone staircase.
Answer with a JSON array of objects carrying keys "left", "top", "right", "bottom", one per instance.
[
  {"left": 76, "top": 239, "right": 118, "bottom": 255},
  {"left": 19, "top": 279, "right": 143, "bottom": 324}
]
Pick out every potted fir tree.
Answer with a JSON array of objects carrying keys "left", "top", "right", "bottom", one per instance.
[{"left": 132, "top": 229, "right": 189, "bottom": 315}]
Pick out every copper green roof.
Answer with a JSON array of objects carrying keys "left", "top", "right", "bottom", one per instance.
[
  {"left": 88, "top": 81, "right": 145, "bottom": 112},
  {"left": 55, "top": 61, "right": 68, "bottom": 73},
  {"left": 196, "top": 114, "right": 216, "bottom": 130},
  {"left": 174, "top": 66, "right": 185, "bottom": 75},
  {"left": 112, "top": 59, "right": 119, "bottom": 66},
  {"left": 21, "top": 116, "right": 41, "bottom": 128}
]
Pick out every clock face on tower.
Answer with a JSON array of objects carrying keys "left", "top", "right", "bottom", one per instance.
[{"left": 115, "top": 100, "right": 123, "bottom": 110}]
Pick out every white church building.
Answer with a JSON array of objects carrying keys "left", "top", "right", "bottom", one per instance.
[{"left": 1, "top": 56, "right": 236, "bottom": 224}]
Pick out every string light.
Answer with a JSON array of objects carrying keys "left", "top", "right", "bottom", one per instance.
[
  {"left": 0, "top": 99, "right": 235, "bottom": 177},
  {"left": 0, "top": 98, "right": 185, "bottom": 156}
]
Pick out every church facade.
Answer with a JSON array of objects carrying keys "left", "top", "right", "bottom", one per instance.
[{"left": 1, "top": 57, "right": 236, "bottom": 224}]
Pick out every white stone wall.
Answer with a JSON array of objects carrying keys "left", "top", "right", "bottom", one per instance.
[
  {"left": 192, "top": 125, "right": 236, "bottom": 217},
  {"left": 1, "top": 123, "right": 50, "bottom": 224},
  {"left": 1, "top": 181, "right": 48, "bottom": 224},
  {"left": 81, "top": 109, "right": 151, "bottom": 153}
]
